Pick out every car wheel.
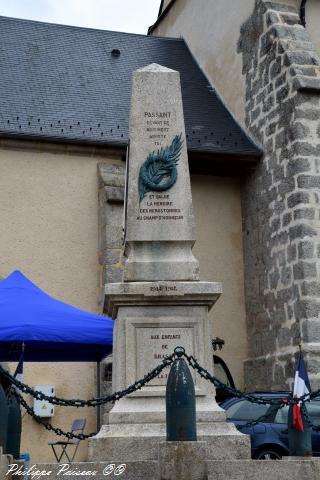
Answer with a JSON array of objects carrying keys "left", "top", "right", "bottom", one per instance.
[{"left": 254, "top": 448, "right": 283, "bottom": 460}]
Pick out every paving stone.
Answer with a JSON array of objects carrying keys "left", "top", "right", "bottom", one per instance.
[
  {"left": 293, "top": 261, "right": 317, "bottom": 280},
  {"left": 294, "top": 208, "right": 315, "bottom": 221},
  {"left": 289, "top": 224, "right": 317, "bottom": 241},
  {"left": 104, "top": 249, "right": 122, "bottom": 265},
  {"left": 105, "top": 266, "right": 123, "bottom": 284},
  {"left": 303, "top": 319, "right": 320, "bottom": 342},
  {"left": 298, "top": 240, "right": 315, "bottom": 259},
  {"left": 287, "top": 192, "right": 310, "bottom": 208},
  {"left": 286, "top": 157, "right": 310, "bottom": 176},
  {"left": 301, "top": 281, "right": 320, "bottom": 297},
  {"left": 297, "top": 175, "right": 320, "bottom": 189}
]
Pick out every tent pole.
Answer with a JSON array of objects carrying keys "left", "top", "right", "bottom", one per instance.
[{"left": 96, "top": 361, "right": 101, "bottom": 431}]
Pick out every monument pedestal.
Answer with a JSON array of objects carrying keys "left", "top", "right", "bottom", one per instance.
[
  {"left": 89, "top": 422, "right": 250, "bottom": 462},
  {"left": 89, "top": 63, "right": 250, "bottom": 463},
  {"left": 88, "top": 282, "right": 250, "bottom": 461}
]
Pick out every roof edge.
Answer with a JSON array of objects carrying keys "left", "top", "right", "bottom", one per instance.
[
  {"left": 148, "top": 0, "right": 177, "bottom": 35},
  {"left": 0, "top": 133, "right": 126, "bottom": 157},
  {"left": 0, "top": 132, "right": 261, "bottom": 162},
  {"left": 0, "top": 14, "right": 181, "bottom": 41},
  {"left": 157, "top": 0, "right": 165, "bottom": 17}
]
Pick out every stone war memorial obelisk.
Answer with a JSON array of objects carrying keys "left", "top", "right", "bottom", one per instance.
[{"left": 89, "top": 64, "right": 250, "bottom": 462}]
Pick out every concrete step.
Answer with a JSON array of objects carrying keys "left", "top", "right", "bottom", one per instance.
[
  {"left": 32, "top": 461, "right": 158, "bottom": 480},
  {"left": 16, "top": 457, "right": 320, "bottom": 480},
  {"left": 0, "top": 448, "right": 13, "bottom": 480},
  {"left": 207, "top": 459, "right": 320, "bottom": 480}
]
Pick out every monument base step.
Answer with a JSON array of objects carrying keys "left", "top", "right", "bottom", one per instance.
[
  {"left": 33, "top": 458, "right": 320, "bottom": 480},
  {"left": 88, "top": 422, "right": 251, "bottom": 461},
  {"left": 207, "top": 458, "right": 320, "bottom": 480},
  {"left": 34, "top": 461, "right": 158, "bottom": 480},
  {"left": 0, "top": 449, "right": 13, "bottom": 480}
]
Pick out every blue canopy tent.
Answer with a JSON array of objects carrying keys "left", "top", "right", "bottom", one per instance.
[
  {"left": 0, "top": 270, "right": 114, "bottom": 362},
  {"left": 0, "top": 270, "right": 114, "bottom": 430}
]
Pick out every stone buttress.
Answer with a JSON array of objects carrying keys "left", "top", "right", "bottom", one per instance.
[{"left": 238, "top": 0, "right": 320, "bottom": 390}]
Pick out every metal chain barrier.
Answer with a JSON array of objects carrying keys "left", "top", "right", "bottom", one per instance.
[
  {"left": 1, "top": 346, "right": 318, "bottom": 439},
  {"left": 0, "top": 353, "right": 175, "bottom": 407},
  {"left": 237, "top": 403, "right": 287, "bottom": 430},
  {"left": 180, "top": 349, "right": 292, "bottom": 406},
  {"left": 300, "top": 400, "right": 320, "bottom": 432},
  {"left": 11, "top": 390, "right": 96, "bottom": 440},
  {"left": 2, "top": 353, "right": 176, "bottom": 440},
  {"left": 1, "top": 347, "right": 316, "bottom": 407}
]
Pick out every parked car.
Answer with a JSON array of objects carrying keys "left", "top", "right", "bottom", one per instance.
[{"left": 220, "top": 392, "right": 320, "bottom": 459}]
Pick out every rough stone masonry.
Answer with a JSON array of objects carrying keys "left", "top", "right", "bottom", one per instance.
[{"left": 238, "top": 0, "right": 320, "bottom": 390}]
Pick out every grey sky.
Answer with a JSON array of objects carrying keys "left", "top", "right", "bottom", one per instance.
[{"left": 0, "top": 0, "right": 161, "bottom": 34}]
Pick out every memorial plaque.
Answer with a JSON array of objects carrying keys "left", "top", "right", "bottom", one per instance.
[
  {"left": 136, "top": 326, "right": 194, "bottom": 386},
  {"left": 125, "top": 63, "right": 195, "bottom": 243},
  {"left": 123, "top": 64, "right": 199, "bottom": 282}
]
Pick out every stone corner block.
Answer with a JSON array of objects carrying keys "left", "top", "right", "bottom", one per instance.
[
  {"left": 293, "top": 75, "right": 320, "bottom": 94},
  {"left": 104, "top": 185, "right": 124, "bottom": 204},
  {"left": 207, "top": 458, "right": 320, "bottom": 480},
  {"left": 98, "top": 163, "right": 125, "bottom": 188},
  {"left": 0, "top": 449, "right": 13, "bottom": 480},
  {"left": 159, "top": 441, "right": 207, "bottom": 480}
]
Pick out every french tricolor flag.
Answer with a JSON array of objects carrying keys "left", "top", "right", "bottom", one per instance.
[{"left": 293, "top": 351, "right": 311, "bottom": 432}]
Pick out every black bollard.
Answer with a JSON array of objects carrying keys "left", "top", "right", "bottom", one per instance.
[
  {"left": 166, "top": 347, "right": 197, "bottom": 441},
  {"left": 0, "top": 382, "right": 9, "bottom": 452},
  {"left": 6, "top": 393, "right": 22, "bottom": 460},
  {"left": 288, "top": 403, "right": 312, "bottom": 456}
]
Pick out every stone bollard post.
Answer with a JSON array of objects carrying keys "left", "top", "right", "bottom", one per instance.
[
  {"left": 288, "top": 403, "right": 312, "bottom": 457},
  {"left": 0, "top": 447, "right": 13, "bottom": 479},
  {"left": 166, "top": 347, "right": 196, "bottom": 441},
  {"left": 160, "top": 348, "right": 207, "bottom": 480}
]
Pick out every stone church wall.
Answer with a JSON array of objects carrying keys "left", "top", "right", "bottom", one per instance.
[
  {"left": 151, "top": 0, "right": 256, "bottom": 125},
  {"left": 0, "top": 141, "right": 124, "bottom": 463},
  {"left": 151, "top": 0, "right": 320, "bottom": 128},
  {"left": 239, "top": 0, "right": 320, "bottom": 389}
]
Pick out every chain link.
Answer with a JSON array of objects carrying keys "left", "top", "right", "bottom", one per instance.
[
  {"left": 299, "top": 400, "right": 320, "bottom": 432},
  {"left": 182, "top": 350, "right": 292, "bottom": 406},
  {"left": 5, "top": 354, "right": 176, "bottom": 440},
  {"left": 237, "top": 403, "right": 287, "bottom": 430},
  {"left": 11, "top": 390, "right": 96, "bottom": 440},
  {"left": 1, "top": 348, "right": 316, "bottom": 408},
  {"left": 0, "top": 353, "right": 175, "bottom": 407},
  {"left": 2, "top": 346, "right": 318, "bottom": 440}
]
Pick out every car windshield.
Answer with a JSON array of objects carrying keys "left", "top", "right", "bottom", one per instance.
[
  {"left": 307, "top": 401, "right": 320, "bottom": 426},
  {"left": 274, "top": 406, "right": 288, "bottom": 424},
  {"left": 274, "top": 400, "right": 320, "bottom": 425},
  {"left": 225, "top": 399, "right": 270, "bottom": 421}
]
